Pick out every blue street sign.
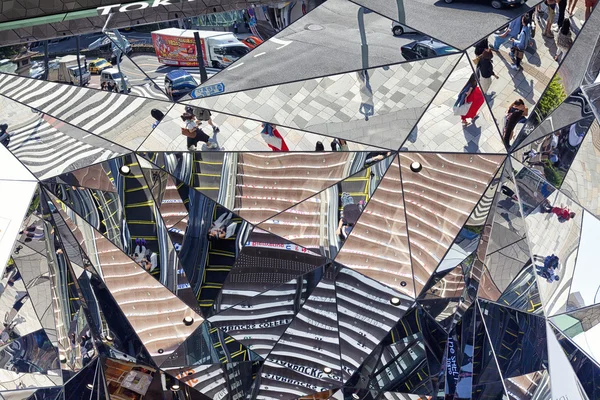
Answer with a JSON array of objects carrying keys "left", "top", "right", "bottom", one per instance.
[{"left": 190, "top": 82, "right": 225, "bottom": 99}]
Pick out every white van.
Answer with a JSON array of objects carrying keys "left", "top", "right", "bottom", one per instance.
[{"left": 100, "top": 68, "right": 131, "bottom": 93}]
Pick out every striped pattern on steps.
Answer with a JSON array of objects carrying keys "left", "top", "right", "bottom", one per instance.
[
  {"left": 0, "top": 73, "right": 169, "bottom": 146},
  {"left": 7, "top": 118, "right": 123, "bottom": 179}
]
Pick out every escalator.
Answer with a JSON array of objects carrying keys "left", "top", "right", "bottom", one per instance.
[
  {"left": 120, "top": 159, "right": 159, "bottom": 277},
  {"left": 191, "top": 152, "right": 223, "bottom": 200}
]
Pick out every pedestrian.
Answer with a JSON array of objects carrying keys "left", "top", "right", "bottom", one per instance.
[
  {"left": 585, "top": 0, "right": 597, "bottom": 20},
  {"left": 503, "top": 99, "right": 528, "bottom": 148},
  {"left": 315, "top": 141, "right": 325, "bottom": 151},
  {"left": 181, "top": 112, "right": 218, "bottom": 150},
  {"left": 491, "top": 17, "right": 522, "bottom": 51},
  {"left": 556, "top": 0, "right": 568, "bottom": 29},
  {"left": 331, "top": 139, "right": 349, "bottom": 151},
  {"left": 522, "top": 148, "right": 539, "bottom": 163},
  {"left": 100, "top": 82, "right": 106, "bottom": 91},
  {"left": 544, "top": 0, "right": 557, "bottom": 38},
  {"left": 260, "top": 123, "right": 289, "bottom": 151},
  {"left": 477, "top": 49, "right": 498, "bottom": 95},
  {"left": 500, "top": 185, "right": 518, "bottom": 201},
  {"left": 459, "top": 74, "right": 484, "bottom": 127},
  {"left": 527, "top": 149, "right": 559, "bottom": 167},
  {"left": 185, "top": 105, "right": 220, "bottom": 134},
  {"left": 474, "top": 38, "right": 489, "bottom": 57},
  {"left": 0, "top": 124, "right": 9, "bottom": 148},
  {"left": 208, "top": 212, "right": 233, "bottom": 240},
  {"left": 541, "top": 203, "right": 576, "bottom": 220},
  {"left": 554, "top": 19, "right": 573, "bottom": 61},
  {"left": 151, "top": 108, "right": 164, "bottom": 129},
  {"left": 510, "top": 15, "right": 532, "bottom": 70}
]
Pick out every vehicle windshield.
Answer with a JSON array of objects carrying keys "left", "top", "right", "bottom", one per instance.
[
  {"left": 71, "top": 67, "right": 84, "bottom": 76},
  {"left": 111, "top": 72, "right": 124, "bottom": 79},
  {"left": 222, "top": 46, "right": 249, "bottom": 57},
  {"left": 173, "top": 75, "right": 198, "bottom": 86},
  {"left": 96, "top": 60, "right": 108, "bottom": 67}
]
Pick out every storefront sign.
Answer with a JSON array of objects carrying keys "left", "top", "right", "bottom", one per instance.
[{"left": 97, "top": 0, "right": 195, "bottom": 16}]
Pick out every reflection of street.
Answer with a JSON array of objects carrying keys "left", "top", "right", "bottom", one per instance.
[{"left": 87, "top": 54, "right": 220, "bottom": 99}]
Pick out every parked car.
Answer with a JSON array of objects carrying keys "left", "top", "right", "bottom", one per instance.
[
  {"left": 391, "top": 21, "right": 418, "bottom": 36},
  {"left": 401, "top": 39, "right": 455, "bottom": 60},
  {"left": 443, "top": 0, "right": 525, "bottom": 9},
  {"left": 241, "top": 36, "right": 264, "bottom": 49},
  {"left": 88, "top": 58, "right": 112, "bottom": 74},
  {"left": 100, "top": 68, "right": 131, "bottom": 93},
  {"left": 164, "top": 70, "right": 198, "bottom": 101}
]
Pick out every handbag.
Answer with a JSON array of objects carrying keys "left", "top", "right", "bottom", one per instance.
[
  {"left": 181, "top": 127, "right": 196, "bottom": 138},
  {"left": 472, "top": 55, "right": 481, "bottom": 66}
]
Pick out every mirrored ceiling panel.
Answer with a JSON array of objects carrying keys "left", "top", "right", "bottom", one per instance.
[{"left": 188, "top": 55, "right": 460, "bottom": 150}]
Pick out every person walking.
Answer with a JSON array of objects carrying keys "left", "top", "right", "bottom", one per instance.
[
  {"left": 185, "top": 105, "right": 220, "bottom": 134},
  {"left": 585, "top": 0, "right": 597, "bottom": 20},
  {"left": 477, "top": 49, "right": 498, "bottom": 95},
  {"left": 315, "top": 141, "right": 325, "bottom": 151},
  {"left": 502, "top": 99, "right": 528, "bottom": 148},
  {"left": 260, "top": 123, "right": 289, "bottom": 151},
  {"left": 181, "top": 112, "right": 218, "bottom": 150},
  {"left": 510, "top": 15, "right": 532, "bottom": 70},
  {"left": 554, "top": 19, "right": 573, "bottom": 61},
  {"left": 459, "top": 74, "right": 485, "bottom": 127},
  {"left": 543, "top": 0, "right": 557, "bottom": 38},
  {"left": 555, "top": 0, "right": 568, "bottom": 29},
  {"left": 491, "top": 17, "right": 522, "bottom": 50},
  {"left": 567, "top": 0, "right": 579, "bottom": 15}
]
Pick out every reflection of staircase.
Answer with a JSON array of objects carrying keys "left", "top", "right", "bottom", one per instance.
[
  {"left": 122, "top": 159, "right": 159, "bottom": 275},
  {"left": 191, "top": 153, "right": 223, "bottom": 200},
  {"left": 199, "top": 207, "right": 242, "bottom": 310}
]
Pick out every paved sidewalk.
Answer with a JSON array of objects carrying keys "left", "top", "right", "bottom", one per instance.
[
  {"left": 467, "top": 3, "right": 588, "bottom": 147},
  {"left": 403, "top": 55, "right": 505, "bottom": 153}
]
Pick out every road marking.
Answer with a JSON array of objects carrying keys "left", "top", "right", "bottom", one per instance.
[
  {"left": 228, "top": 62, "right": 244, "bottom": 71},
  {"left": 253, "top": 52, "right": 266, "bottom": 58},
  {"left": 270, "top": 37, "right": 293, "bottom": 50}
]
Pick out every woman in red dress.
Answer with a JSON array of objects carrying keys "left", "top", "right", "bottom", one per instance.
[{"left": 459, "top": 74, "right": 485, "bottom": 127}]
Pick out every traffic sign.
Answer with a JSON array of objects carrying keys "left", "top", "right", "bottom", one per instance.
[{"left": 190, "top": 82, "right": 225, "bottom": 99}]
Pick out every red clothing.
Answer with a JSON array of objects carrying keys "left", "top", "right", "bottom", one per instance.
[
  {"left": 461, "top": 86, "right": 485, "bottom": 120},
  {"left": 266, "top": 127, "right": 289, "bottom": 152},
  {"left": 552, "top": 207, "right": 571, "bottom": 220}
]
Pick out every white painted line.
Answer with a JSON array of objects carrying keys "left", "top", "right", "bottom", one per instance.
[
  {"left": 253, "top": 52, "right": 266, "bottom": 58},
  {"left": 228, "top": 62, "right": 244, "bottom": 70},
  {"left": 270, "top": 37, "right": 293, "bottom": 50}
]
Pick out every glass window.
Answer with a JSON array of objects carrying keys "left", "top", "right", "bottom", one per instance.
[{"left": 222, "top": 46, "right": 249, "bottom": 57}]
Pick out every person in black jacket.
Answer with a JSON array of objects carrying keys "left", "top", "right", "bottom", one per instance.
[{"left": 478, "top": 49, "right": 498, "bottom": 95}]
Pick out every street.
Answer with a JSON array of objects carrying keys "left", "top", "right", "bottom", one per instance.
[
  {"left": 352, "top": 0, "right": 533, "bottom": 49},
  {"left": 87, "top": 54, "right": 220, "bottom": 99},
  {"left": 194, "top": 0, "right": 439, "bottom": 96}
]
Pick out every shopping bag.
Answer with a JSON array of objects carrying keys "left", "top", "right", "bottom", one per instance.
[{"left": 453, "top": 102, "right": 472, "bottom": 116}]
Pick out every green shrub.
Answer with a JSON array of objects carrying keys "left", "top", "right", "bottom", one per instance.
[
  {"left": 543, "top": 160, "right": 563, "bottom": 187},
  {"left": 536, "top": 75, "right": 567, "bottom": 123}
]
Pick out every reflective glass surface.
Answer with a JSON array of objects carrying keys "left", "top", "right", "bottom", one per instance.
[{"left": 0, "top": 0, "right": 599, "bottom": 398}]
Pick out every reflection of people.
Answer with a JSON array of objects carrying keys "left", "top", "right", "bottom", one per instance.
[
  {"left": 491, "top": 17, "right": 522, "bottom": 50},
  {"left": 331, "top": 139, "right": 349, "bottom": 151},
  {"left": 185, "top": 106, "right": 220, "bottom": 134},
  {"left": 357, "top": 70, "right": 374, "bottom": 121},
  {"left": 509, "top": 15, "right": 532, "bottom": 70},
  {"left": 540, "top": 202, "right": 576, "bottom": 221},
  {"left": 0, "top": 124, "right": 10, "bottom": 148},
  {"left": 477, "top": 49, "right": 498, "bottom": 94},
  {"left": 503, "top": 99, "right": 528, "bottom": 147},
  {"left": 260, "top": 123, "right": 289, "bottom": 151},
  {"left": 336, "top": 193, "right": 362, "bottom": 240},
  {"left": 533, "top": 254, "right": 560, "bottom": 283},
  {"left": 181, "top": 112, "right": 218, "bottom": 150},
  {"left": 459, "top": 74, "right": 484, "bottom": 127},
  {"left": 208, "top": 212, "right": 234, "bottom": 240},
  {"left": 554, "top": 19, "right": 572, "bottom": 62},
  {"left": 315, "top": 141, "right": 324, "bottom": 151}
]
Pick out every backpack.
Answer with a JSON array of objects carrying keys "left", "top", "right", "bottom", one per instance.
[{"left": 151, "top": 109, "right": 165, "bottom": 122}]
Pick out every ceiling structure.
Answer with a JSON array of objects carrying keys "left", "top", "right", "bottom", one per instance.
[{"left": 0, "top": 0, "right": 599, "bottom": 399}]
